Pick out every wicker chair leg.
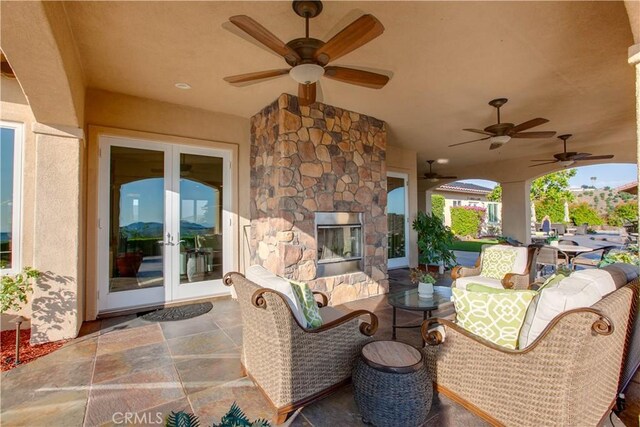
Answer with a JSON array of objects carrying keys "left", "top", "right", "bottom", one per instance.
[{"left": 274, "top": 409, "right": 291, "bottom": 425}]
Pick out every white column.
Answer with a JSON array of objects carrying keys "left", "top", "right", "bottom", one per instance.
[
  {"left": 501, "top": 180, "right": 531, "bottom": 244},
  {"left": 30, "top": 124, "right": 85, "bottom": 343},
  {"left": 424, "top": 190, "right": 433, "bottom": 213}
]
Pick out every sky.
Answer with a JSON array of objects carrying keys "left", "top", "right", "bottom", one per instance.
[{"left": 460, "top": 163, "right": 637, "bottom": 190}]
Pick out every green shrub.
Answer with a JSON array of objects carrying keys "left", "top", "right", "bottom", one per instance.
[
  {"left": 534, "top": 199, "right": 565, "bottom": 223},
  {"left": 607, "top": 202, "right": 638, "bottom": 226},
  {"left": 451, "top": 206, "right": 486, "bottom": 238},
  {"left": 431, "top": 194, "right": 445, "bottom": 221},
  {"left": 570, "top": 202, "right": 603, "bottom": 226}
]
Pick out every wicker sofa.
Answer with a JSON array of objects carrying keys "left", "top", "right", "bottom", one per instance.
[
  {"left": 223, "top": 269, "right": 378, "bottom": 424},
  {"left": 422, "top": 263, "right": 639, "bottom": 426}
]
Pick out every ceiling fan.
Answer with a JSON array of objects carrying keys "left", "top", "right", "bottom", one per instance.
[
  {"left": 449, "top": 98, "right": 556, "bottom": 150},
  {"left": 420, "top": 160, "right": 458, "bottom": 182},
  {"left": 224, "top": 1, "right": 390, "bottom": 106},
  {"left": 529, "top": 134, "right": 614, "bottom": 167}
]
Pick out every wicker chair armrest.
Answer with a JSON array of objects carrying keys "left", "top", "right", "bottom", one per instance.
[
  {"left": 451, "top": 265, "right": 481, "bottom": 280},
  {"left": 422, "top": 307, "right": 614, "bottom": 353},
  {"left": 251, "top": 287, "right": 378, "bottom": 336},
  {"left": 312, "top": 291, "right": 329, "bottom": 308},
  {"left": 501, "top": 273, "right": 531, "bottom": 290},
  {"left": 308, "top": 309, "right": 379, "bottom": 336}
]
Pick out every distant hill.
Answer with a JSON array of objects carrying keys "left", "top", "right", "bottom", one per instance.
[
  {"left": 121, "top": 221, "right": 213, "bottom": 238},
  {"left": 572, "top": 187, "right": 637, "bottom": 216}
]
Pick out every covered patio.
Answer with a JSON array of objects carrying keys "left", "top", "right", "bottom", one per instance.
[{"left": 1, "top": 0, "right": 639, "bottom": 426}]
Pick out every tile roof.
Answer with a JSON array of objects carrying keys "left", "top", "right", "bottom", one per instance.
[{"left": 434, "top": 181, "right": 492, "bottom": 195}]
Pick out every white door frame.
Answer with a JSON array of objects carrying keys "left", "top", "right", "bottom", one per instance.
[
  {"left": 387, "top": 171, "right": 410, "bottom": 269},
  {"left": 97, "top": 135, "right": 233, "bottom": 313}
]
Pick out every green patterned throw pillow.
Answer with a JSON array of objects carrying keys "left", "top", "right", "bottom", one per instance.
[
  {"left": 480, "top": 246, "right": 518, "bottom": 280},
  {"left": 289, "top": 280, "right": 323, "bottom": 329},
  {"left": 452, "top": 287, "right": 537, "bottom": 349}
]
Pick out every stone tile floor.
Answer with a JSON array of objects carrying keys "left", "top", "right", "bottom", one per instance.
[{"left": 0, "top": 263, "right": 636, "bottom": 426}]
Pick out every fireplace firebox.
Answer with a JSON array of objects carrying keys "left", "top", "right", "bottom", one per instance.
[{"left": 315, "top": 212, "right": 363, "bottom": 277}]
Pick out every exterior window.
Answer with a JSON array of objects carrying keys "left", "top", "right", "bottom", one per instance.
[{"left": 0, "top": 122, "right": 23, "bottom": 273}]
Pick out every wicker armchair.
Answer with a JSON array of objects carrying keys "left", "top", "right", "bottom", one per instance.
[
  {"left": 421, "top": 276, "right": 639, "bottom": 426},
  {"left": 223, "top": 272, "right": 378, "bottom": 424},
  {"left": 451, "top": 245, "right": 536, "bottom": 290}
]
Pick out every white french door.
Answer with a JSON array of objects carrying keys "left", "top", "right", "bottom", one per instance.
[
  {"left": 387, "top": 172, "right": 410, "bottom": 269},
  {"left": 97, "top": 135, "right": 233, "bottom": 313}
]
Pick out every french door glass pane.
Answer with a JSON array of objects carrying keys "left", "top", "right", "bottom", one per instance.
[
  {"left": 179, "top": 153, "right": 223, "bottom": 284},
  {"left": 109, "top": 146, "right": 164, "bottom": 292},
  {"left": 387, "top": 176, "right": 406, "bottom": 259},
  {"left": 0, "top": 128, "right": 15, "bottom": 269}
]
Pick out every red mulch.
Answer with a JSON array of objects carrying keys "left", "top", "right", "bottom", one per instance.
[{"left": 1, "top": 329, "right": 67, "bottom": 371}]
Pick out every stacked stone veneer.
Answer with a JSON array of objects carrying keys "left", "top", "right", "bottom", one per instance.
[{"left": 250, "top": 93, "right": 388, "bottom": 305}]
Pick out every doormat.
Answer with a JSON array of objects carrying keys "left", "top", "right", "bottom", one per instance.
[{"left": 139, "top": 302, "right": 213, "bottom": 322}]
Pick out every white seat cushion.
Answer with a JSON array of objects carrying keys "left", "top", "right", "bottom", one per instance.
[
  {"left": 246, "top": 265, "right": 307, "bottom": 327},
  {"left": 455, "top": 275, "right": 504, "bottom": 290},
  {"left": 518, "top": 269, "right": 616, "bottom": 348}
]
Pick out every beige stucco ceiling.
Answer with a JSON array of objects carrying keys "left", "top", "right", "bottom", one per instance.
[{"left": 60, "top": 1, "right": 636, "bottom": 182}]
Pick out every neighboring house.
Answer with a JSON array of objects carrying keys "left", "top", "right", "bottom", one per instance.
[
  {"left": 617, "top": 181, "right": 638, "bottom": 195},
  {"left": 432, "top": 182, "right": 502, "bottom": 232}
]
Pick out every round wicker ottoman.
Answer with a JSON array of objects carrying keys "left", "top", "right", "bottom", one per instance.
[{"left": 353, "top": 340, "right": 432, "bottom": 427}]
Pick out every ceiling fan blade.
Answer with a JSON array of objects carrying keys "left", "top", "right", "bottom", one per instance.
[
  {"left": 463, "top": 128, "right": 494, "bottom": 136},
  {"left": 576, "top": 154, "right": 615, "bottom": 161},
  {"left": 568, "top": 152, "right": 592, "bottom": 160},
  {"left": 509, "top": 118, "right": 549, "bottom": 134},
  {"left": 323, "top": 66, "right": 389, "bottom": 89},
  {"left": 314, "top": 14, "right": 384, "bottom": 65},
  {"left": 229, "top": 15, "right": 301, "bottom": 64},
  {"left": 298, "top": 82, "right": 316, "bottom": 106},
  {"left": 511, "top": 131, "right": 557, "bottom": 139},
  {"left": 530, "top": 159, "right": 554, "bottom": 162},
  {"left": 224, "top": 69, "right": 290, "bottom": 84},
  {"left": 448, "top": 137, "right": 490, "bottom": 147},
  {"left": 529, "top": 161, "right": 559, "bottom": 167},
  {"left": 439, "top": 176, "right": 458, "bottom": 180}
]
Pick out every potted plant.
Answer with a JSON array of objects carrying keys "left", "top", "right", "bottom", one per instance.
[
  {"left": 410, "top": 268, "right": 436, "bottom": 298},
  {"left": 546, "top": 235, "right": 559, "bottom": 247},
  {"left": 412, "top": 211, "right": 457, "bottom": 273}
]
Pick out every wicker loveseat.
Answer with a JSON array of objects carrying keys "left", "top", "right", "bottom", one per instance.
[
  {"left": 223, "top": 269, "right": 378, "bottom": 424},
  {"left": 422, "top": 264, "right": 639, "bottom": 426},
  {"left": 451, "top": 244, "right": 536, "bottom": 290}
]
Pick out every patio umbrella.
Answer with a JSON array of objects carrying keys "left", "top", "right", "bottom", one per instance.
[{"left": 564, "top": 201, "right": 570, "bottom": 223}]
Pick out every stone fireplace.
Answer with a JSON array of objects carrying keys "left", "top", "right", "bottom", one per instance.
[{"left": 250, "top": 94, "right": 388, "bottom": 305}]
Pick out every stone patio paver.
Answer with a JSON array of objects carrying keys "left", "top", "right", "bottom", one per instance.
[{"left": 1, "top": 268, "right": 637, "bottom": 426}]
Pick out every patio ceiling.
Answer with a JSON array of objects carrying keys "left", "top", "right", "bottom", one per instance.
[{"left": 60, "top": 1, "right": 636, "bottom": 183}]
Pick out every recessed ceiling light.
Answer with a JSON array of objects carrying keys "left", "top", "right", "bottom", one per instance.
[
  {"left": 436, "top": 158, "right": 449, "bottom": 164},
  {"left": 175, "top": 82, "right": 191, "bottom": 90}
]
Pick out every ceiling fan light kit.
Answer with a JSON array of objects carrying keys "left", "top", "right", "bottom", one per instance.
[
  {"left": 421, "top": 160, "right": 457, "bottom": 182},
  {"left": 489, "top": 135, "right": 511, "bottom": 145},
  {"left": 289, "top": 63, "right": 325, "bottom": 84},
  {"left": 224, "top": 0, "right": 389, "bottom": 106}
]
